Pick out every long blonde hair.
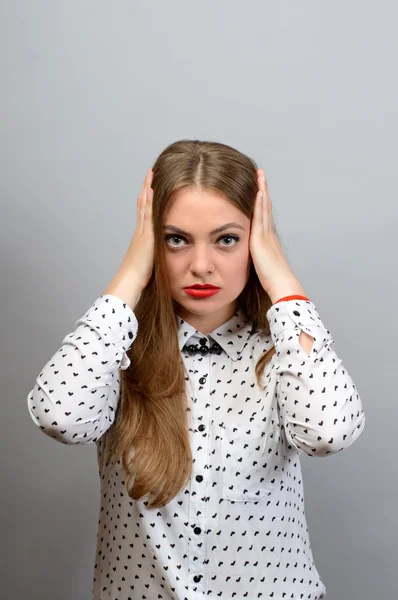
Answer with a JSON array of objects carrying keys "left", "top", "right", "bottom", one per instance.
[{"left": 107, "top": 139, "right": 278, "bottom": 508}]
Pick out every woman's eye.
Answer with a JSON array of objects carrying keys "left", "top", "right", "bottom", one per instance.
[{"left": 164, "top": 234, "right": 240, "bottom": 249}]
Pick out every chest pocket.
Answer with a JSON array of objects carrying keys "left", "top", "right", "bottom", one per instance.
[{"left": 220, "top": 417, "right": 284, "bottom": 502}]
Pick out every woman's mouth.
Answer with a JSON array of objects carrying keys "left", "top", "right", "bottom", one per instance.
[{"left": 184, "top": 288, "right": 221, "bottom": 298}]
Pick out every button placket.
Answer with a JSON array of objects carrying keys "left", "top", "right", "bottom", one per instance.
[
  {"left": 193, "top": 366, "right": 208, "bottom": 487},
  {"left": 189, "top": 346, "right": 211, "bottom": 594}
]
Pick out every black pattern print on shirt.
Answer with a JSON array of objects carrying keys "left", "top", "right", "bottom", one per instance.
[{"left": 27, "top": 294, "right": 365, "bottom": 600}]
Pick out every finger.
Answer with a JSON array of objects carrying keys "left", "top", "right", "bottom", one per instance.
[
  {"left": 138, "top": 172, "right": 148, "bottom": 212},
  {"left": 261, "top": 176, "right": 272, "bottom": 224},
  {"left": 261, "top": 188, "right": 269, "bottom": 231},
  {"left": 257, "top": 176, "right": 270, "bottom": 232},
  {"left": 144, "top": 186, "right": 154, "bottom": 220},
  {"left": 138, "top": 169, "right": 152, "bottom": 213},
  {"left": 263, "top": 175, "right": 271, "bottom": 205},
  {"left": 252, "top": 189, "right": 263, "bottom": 232}
]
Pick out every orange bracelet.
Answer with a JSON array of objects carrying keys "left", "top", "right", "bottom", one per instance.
[{"left": 273, "top": 294, "right": 310, "bottom": 305}]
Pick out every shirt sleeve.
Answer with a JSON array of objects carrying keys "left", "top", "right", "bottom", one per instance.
[
  {"left": 266, "top": 298, "right": 366, "bottom": 457},
  {"left": 26, "top": 294, "right": 138, "bottom": 445}
]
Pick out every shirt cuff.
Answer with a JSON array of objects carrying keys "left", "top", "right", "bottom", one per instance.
[
  {"left": 74, "top": 294, "right": 138, "bottom": 353},
  {"left": 266, "top": 298, "right": 330, "bottom": 346}
]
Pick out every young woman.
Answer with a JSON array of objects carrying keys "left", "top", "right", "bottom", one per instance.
[{"left": 27, "top": 139, "right": 365, "bottom": 600}]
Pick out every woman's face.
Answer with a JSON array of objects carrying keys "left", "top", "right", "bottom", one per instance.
[{"left": 163, "top": 185, "right": 252, "bottom": 334}]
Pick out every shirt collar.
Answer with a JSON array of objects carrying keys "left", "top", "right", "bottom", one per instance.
[{"left": 175, "top": 307, "right": 257, "bottom": 362}]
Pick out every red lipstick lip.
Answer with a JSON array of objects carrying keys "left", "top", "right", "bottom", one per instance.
[{"left": 184, "top": 287, "right": 221, "bottom": 298}]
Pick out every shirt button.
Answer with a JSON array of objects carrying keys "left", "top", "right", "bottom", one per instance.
[
  {"left": 199, "top": 377, "right": 206, "bottom": 384},
  {"left": 194, "top": 526, "right": 202, "bottom": 534},
  {"left": 196, "top": 474, "right": 203, "bottom": 482},
  {"left": 193, "top": 575, "right": 202, "bottom": 582},
  {"left": 198, "top": 424, "right": 205, "bottom": 431}
]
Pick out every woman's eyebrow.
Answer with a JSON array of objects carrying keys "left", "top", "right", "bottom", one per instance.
[{"left": 163, "top": 222, "right": 245, "bottom": 236}]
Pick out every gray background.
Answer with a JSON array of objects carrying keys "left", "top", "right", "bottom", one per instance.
[{"left": 1, "top": 1, "right": 396, "bottom": 598}]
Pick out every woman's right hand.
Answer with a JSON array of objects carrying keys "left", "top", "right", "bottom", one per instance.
[
  {"left": 102, "top": 168, "right": 155, "bottom": 308},
  {"left": 119, "top": 168, "right": 155, "bottom": 291}
]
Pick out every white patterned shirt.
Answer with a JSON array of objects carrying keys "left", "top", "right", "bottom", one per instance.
[{"left": 27, "top": 294, "right": 365, "bottom": 600}]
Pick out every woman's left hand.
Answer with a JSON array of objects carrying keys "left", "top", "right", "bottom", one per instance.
[{"left": 249, "top": 169, "right": 306, "bottom": 302}]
